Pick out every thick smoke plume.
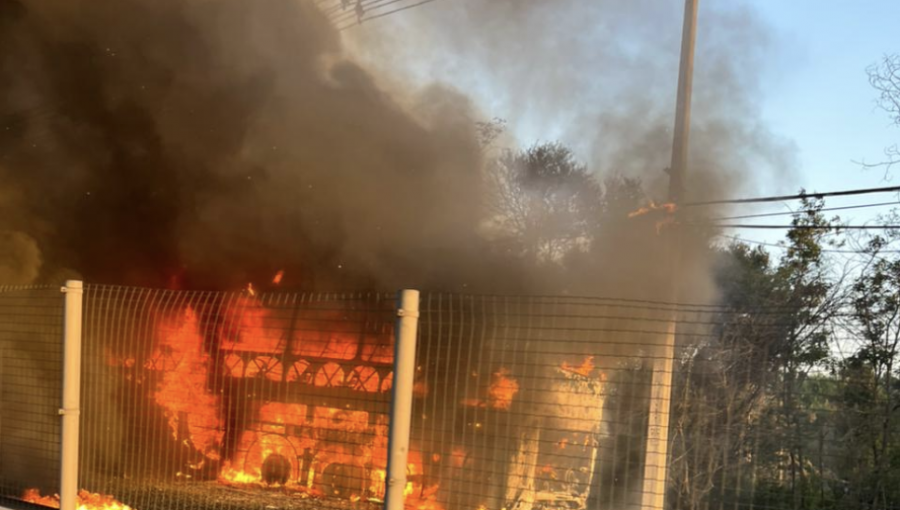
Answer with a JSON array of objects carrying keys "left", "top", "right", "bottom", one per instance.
[
  {"left": 0, "top": 2, "right": 800, "bottom": 501},
  {"left": 0, "top": 0, "right": 795, "bottom": 301},
  {"left": 344, "top": 0, "right": 797, "bottom": 300},
  {"left": 0, "top": 0, "right": 510, "bottom": 291}
]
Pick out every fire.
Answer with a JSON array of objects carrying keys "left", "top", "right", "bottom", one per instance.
[
  {"left": 461, "top": 367, "right": 519, "bottom": 410},
  {"left": 487, "top": 368, "right": 519, "bottom": 410},
  {"left": 22, "top": 488, "right": 133, "bottom": 510},
  {"left": 219, "top": 465, "right": 260, "bottom": 485},
  {"left": 149, "top": 307, "right": 223, "bottom": 460},
  {"left": 219, "top": 402, "right": 316, "bottom": 487},
  {"left": 561, "top": 356, "right": 595, "bottom": 377},
  {"left": 272, "top": 270, "right": 285, "bottom": 284},
  {"left": 628, "top": 201, "right": 678, "bottom": 234},
  {"left": 135, "top": 293, "right": 424, "bottom": 505},
  {"left": 628, "top": 200, "right": 677, "bottom": 218},
  {"left": 367, "top": 452, "right": 442, "bottom": 510}
]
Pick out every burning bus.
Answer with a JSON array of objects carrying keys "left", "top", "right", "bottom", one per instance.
[{"left": 80, "top": 290, "right": 609, "bottom": 510}]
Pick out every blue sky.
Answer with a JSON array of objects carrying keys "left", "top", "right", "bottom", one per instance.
[
  {"left": 725, "top": 1, "right": 900, "bottom": 246},
  {"left": 755, "top": 1, "right": 898, "bottom": 187},
  {"left": 748, "top": 2, "right": 899, "bottom": 212}
]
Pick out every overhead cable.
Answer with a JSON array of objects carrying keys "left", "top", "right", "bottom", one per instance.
[
  {"left": 685, "top": 185, "right": 900, "bottom": 207},
  {"left": 703, "top": 224, "right": 900, "bottom": 230},
  {"left": 709, "top": 201, "right": 899, "bottom": 221},
  {"left": 715, "top": 234, "right": 900, "bottom": 254}
]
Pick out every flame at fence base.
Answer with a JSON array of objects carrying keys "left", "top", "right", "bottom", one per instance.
[
  {"left": 218, "top": 463, "right": 440, "bottom": 510},
  {"left": 22, "top": 488, "right": 133, "bottom": 510}
]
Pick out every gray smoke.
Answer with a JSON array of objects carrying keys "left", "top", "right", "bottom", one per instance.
[
  {"left": 343, "top": 0, "right": 798, "bottom": 299},
  {"left": 0, "top": 0, "right": 797, "bottom": 302},
  {"left": 0, "top": 0, "right": 515, "bottom": 291}
]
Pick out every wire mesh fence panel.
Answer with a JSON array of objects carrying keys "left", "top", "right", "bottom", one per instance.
[
  {"left": 409, "top": 294, "right": 674, "bottom": 510},
  {"left": 2, "top": 284, "right": 890, "bottom": 510},
  {"left": 0, "top": 286, "right": 65, "bottom": 505},
  {"left": 407, "top": 294, "right": 877, "bottom": 510},
  {"left": 80, "top": 285, "right": 398, "bottom": 510}
]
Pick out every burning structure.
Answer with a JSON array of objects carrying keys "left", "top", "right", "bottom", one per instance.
[
  {"left": 0, "top": 0, "right": 793, "bottom": 508},
  {"left": 56, "top": 288, "right": 617, "bottom": 510}
]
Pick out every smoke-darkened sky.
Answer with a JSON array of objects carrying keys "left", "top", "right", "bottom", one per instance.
[
  {"left": 5, "top": 0, "right": 891, "bottom": 297},
  {"left": 344, "top": 0, "right": 900, "bottom": 247}
]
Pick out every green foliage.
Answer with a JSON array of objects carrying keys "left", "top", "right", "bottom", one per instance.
[{"left": 670, "top": 197, "right": 846, "bottom": 510}]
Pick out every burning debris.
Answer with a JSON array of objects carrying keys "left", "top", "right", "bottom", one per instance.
[
  {"left": 120, "top": 293, "right": 446, "bottom": 509},
  {"left": 487, "top": 368, "right": 520, "bottom": 411},
  {"left": 627, "top": 202, "right": 678, "bottom": 219},
  {"left": 628, "top": 202, "right": 679, "bottom": 234},
  {"left": 463, "top": 367, "right": 521, "bottom": 411},
  {"left": 560, "top": 356, "right": 595, "bottom": 378},
  {"left": 22, "top": 488, "right": 133, "bottom": 510}
]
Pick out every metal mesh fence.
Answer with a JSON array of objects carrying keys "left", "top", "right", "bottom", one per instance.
[
  {"left": 1, "top": 285, "right": 896, "bottom": 510},
  {"left": 407, "top": 294, "right": 883, "bottom": 510},
  {"left": 409, "top": 294, "right": 679, "bottom": 510},
  {"left": 0, "top": 286, "right": 65, "bottom": 504},
  {"left": 80, "top": 286, "right": 397, "bottom": 510}
]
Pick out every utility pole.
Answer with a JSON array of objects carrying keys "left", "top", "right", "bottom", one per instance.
[{"left": 641, "top": 0, "right": 699, "bottom": 509}]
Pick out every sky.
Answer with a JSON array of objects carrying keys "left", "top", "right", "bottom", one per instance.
[
  {"left": 734, "top": 1, "right": 900, "bottom": 246},
  {"left": 344, "top": 0, "right": 900, "bottom": 249},
  {"left": 754, "top": 2, "right": 899, "bottom": 205},
  {"left": 756, "top": 1, "right": 898, "bottom": 188}
]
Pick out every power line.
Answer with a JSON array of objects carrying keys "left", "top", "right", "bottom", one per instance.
[
  {"left": 685, "top": 185, "right": 900, "bottom": 207},
  {"left": 698, "top": 223, "right": 900, "bottom": 231},
  {"left": 703, "top": 224, "right": 900, "bottom": 230},
  {"left": 715, "top": 234, "right": 900, "bottom": 254},
  {"left": 709, "top": 201, "right": 899, "bottom": 221},
  {"left": 333, "top": 0, "right": 442, "bottom": 29},
  {"left": 326, "top": 0, "right": 394, "bottom": 23}
]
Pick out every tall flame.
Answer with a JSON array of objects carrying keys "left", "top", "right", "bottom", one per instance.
[{"left": 150, "top": 307, "right": 223, "bottom": 460}]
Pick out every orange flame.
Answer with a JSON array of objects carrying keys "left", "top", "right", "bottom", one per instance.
[
  {"left": 22, "top": 488, "right": 133, "bottom": 510},
  {"left": 272, "top": 270, "right": 284, "bottom": 285},
  {"left": 628, "top": 201, "right": 678, "bottom": 234},
  {"left": 137, "top": 295, "right": 437, "bottom": 507},
  {"left": 488, "top": 367, "right": 519, "bottom": 410},
  {"left": 628, "top": 201, "right": 677, "bottom": 218},
  {"left": 149, "top": 307, "right": 223, "bottom": 460},
  {"left": 561, "top": 356, "right": 595, "bottom": 377}
]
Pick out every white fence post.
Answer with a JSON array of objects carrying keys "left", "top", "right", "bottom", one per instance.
[
  {"left": 384, "top": 290, "right": 420, "bottom": 510},
  {"left": 641, "top": 321, "right": 676, "bottom": 510},
  {"left": 60, "top": 280, "right": 83, "bottom": 510}
]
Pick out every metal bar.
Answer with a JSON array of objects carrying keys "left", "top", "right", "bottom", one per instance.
[
  {"left": 59, "top": 280, "right": 83, "bottom": 510},
  {"left": 384, "top": 290, "right": 420, "bottom": 510}
]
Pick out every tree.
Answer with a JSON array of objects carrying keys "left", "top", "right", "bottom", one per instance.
[
  {"left": 669, "top": 198, "right": 843, "bottom": 510},
  {"left": 862, "top": 54, "right": 900, "bottom": 175},
  {"left": 485, "top": 142, "right": 603, "bottom": 264},
  {"left": 835, "top": 228, "right": 900, "bottom": 508}
]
